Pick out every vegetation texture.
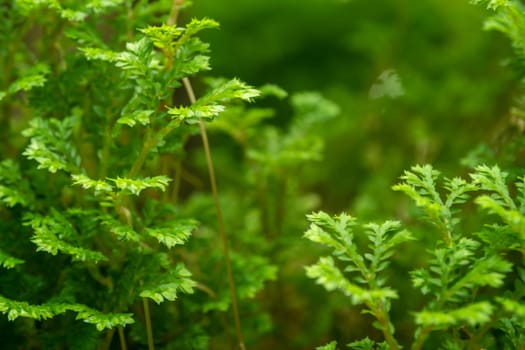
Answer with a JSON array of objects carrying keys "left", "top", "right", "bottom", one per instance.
[{"left": 0, "top": 0, "right": 525, "bottom": 349}]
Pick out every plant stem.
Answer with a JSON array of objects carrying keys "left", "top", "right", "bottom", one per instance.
[
  {"left": 99, "top": 112, "right": 113, "bottom": 178},
  {"left": 411, "top": 326, "right": 431, "bottom": 350},
  {"left": 128, "top": 129, "right": 154, "bottom": 178},
  {"left": 373, "top": 303, "right": 401, "bottom": 350},
  {"left": 118, "top": 327, "right": 128, "bottom": 350},
  {"left": 143, "top": 298, "right": 155, "bottom": 350},
  {"left": 182, "top": 77, "right": 246, "bottom": 350}
]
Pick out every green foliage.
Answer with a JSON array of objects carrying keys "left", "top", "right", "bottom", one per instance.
[
  {"left": 305, "top": 213, "right": 412, "bottom": 349},
  {"left": 22, "top": 112, "right": 81, "bottom": 173},
  {"left": 3, "top": 0, "right": 525, "bottom": 349},
  {"left": 317, "top": 340, "right": 339, "bottom": 350},
  {"left": 306, "top": 165, "right": 525, "bottom": 349},
  {"left": 392, "top": 165, "right": 477, "bottom": 243},
  {"left": 0, "top": 250, "right": 24, "bottom": 269},
  {"left": 0, "top": 1, "right": 280, "bottom": 348},
  {"left": 0, "top": 159, "right": 34, "bottom": 208},
  {"left": 24, "top": 209, "right": 107, "bottom": 262},
  {"left": 414, "top": 302, "right": 493, "bottom": 327},
  {"left": 140, "top": 263, "right": 195, "bottom": 304},
  {"left": 167, "top": 78, "right": 259, "bottom": 123},
  {"left": 348, "top": 338, "right": 388, "bottom": 350},
  {"left": 0, "top": 296, "right": 134, "bottom": 330},
  {"left": 470, "top": 0, "right": 509, "bottom": 10},
  {"left": 110, "top": 176, "right": 171, "bottom": 196},
  {"left": 145, "top": 219, "right": 197, "bottom": 248},
  {"left": 472, "top": 165, "right": 525, "bottom": 241},
  {"left": 0, "top": 63, "right": 50, "bottom": 102},
  {"left": 69, "top": 304, "right": 135, "bottom": 331}
]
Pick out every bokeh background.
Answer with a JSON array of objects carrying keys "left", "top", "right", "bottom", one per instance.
[{"left": 190, "top": 0, "right": 515, "bottom": 219}]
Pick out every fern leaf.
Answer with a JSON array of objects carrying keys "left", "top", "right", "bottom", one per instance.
[
  {"left": 140, "top": 263, "right": 195, "bottom": 304},
  {"left": 415, "top": 302, "right": 494, "bottom": 327},
  {"left": 306, "top": 256, "right": 398, "bottom": 304},
  {"left": 498, "top": 298, "right": 525, "bottom": 319},
  {"left": 0, "top": 250, "right": 24, "bottom": 269},
  {"left": 22, "top": 111, "right": 81, "bottom": 173},
  {"left": 316, "top": 340, "right": 339, "bottom": 350},
  {"left": 471, "top": 165, "right": 516, "bottom": 209},
  {"left": 70, "top": 304, "right": 134, "bottom": 331},
  {"left": 145, "top": 219, "right": 197, "bottom": 248},
  {"left": 110, "top": 176, "right": 171, "bottom": 196},
  {"left": 25, "top": 211, "right": 107, "bottom": 263}
]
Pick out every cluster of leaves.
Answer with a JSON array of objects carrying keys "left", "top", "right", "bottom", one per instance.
[
  {"left": 0, "top": 0, "right": 296, "bottom": 348},
  {"left": 305, "top": 213, "right": 412, "bottom": 350},
  {"left": 308, "top": 164, "right": 525, "bottom": 349},
  {"left": 302, "top": 2, "right": 525, "bottom": 348},
  {"left": 0, "top": 0, "right": 342, "bottom": 348},
  {"left": 4, "top": 0, "right": 525, "bottom": 349}
]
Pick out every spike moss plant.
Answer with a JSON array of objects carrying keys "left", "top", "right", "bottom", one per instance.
[
  {"left": 3, "top": 0, "right": 525, "bottom": 349},
  {"left": 309, "top": 2, "right": 525, "bottom": 349},
  {"left": 309, "top": 165, "right": 525, "bottom": 350},
  {"left": 0, "top": 1, "right": 275, "bottom": 349}
]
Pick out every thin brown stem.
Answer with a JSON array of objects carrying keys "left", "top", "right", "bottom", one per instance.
[
  {"left": 128, "top": 129, "right": 154, "bottom": 178},
  {"left": 100, "top": 114, "right": 113, "bottom": 178},
  {"left": 182, "top": 77, "right": 246, "bottom": 350},
  {"left": 118, "top": 327, "right": 128, "bottom": 350},
  {"left": 143, "top": 298, "right": 155, "bottom": 350}
]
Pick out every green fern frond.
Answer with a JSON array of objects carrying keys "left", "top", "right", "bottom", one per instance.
[
  {"left": 70, "top": 304, "right": 134, "bottom": 331},
  {"left": 0, "top": 296, "right": 133, "bottom": 330},
  {"left": 498, "top": 298, "right": 525, "bottom": 319},
  {"left": 470, "top": 0, "right": 509, "bottom": 10},
  {"left": 110, "top": 176, "right": 171, "bottom": 196},
  {"left": 22, "top": 111, "right": 81, "bottom": 173},
  {"left": 24, "top": 210, "right": 107, "bottom": 262},
  {"left": 415, "top": 302, "right": 494, "bottom": 327},
  {"left": 348, "top": 337, "right": 388, "bottom": 350},
  {"left": 140, "top": 263, "right": 195, "bottom": 304},
  {"left": 145, "top": 219, "right": 197, "bottom": 248},
  {"left": 316, "top": 340, "right": 339, "bottom": 350},
  {"left": 393, "top": 165, "right": 477, "bottom": 244},
  {"left": 471, "top": 165, "right": 516, "bottom": 209},
  {"left": 0, "top": 63, "right": 50, "bottom": 102},
  {"left": 167, "top": 78, "right": 260, "bottom": 124},
  {"left": 99, "top": 214, "right": 142, "bottom": 242},
  {"left": 306, "top": 256, "right": 398, "bottom": 305},
  {"left": 0, "top": 250, "right": 24, "bottom": 269}
]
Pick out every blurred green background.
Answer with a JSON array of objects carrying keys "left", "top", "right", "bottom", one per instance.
[
  {"left": 185, "top": 0, "right": 518, "bottom": 348},
  {"left": 189, "top": 0, "right": 515, "bottom": 219}
]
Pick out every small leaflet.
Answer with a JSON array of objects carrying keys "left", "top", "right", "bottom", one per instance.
[{"left": 369, "top": 69, "right": 404, "bottom": 100}]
